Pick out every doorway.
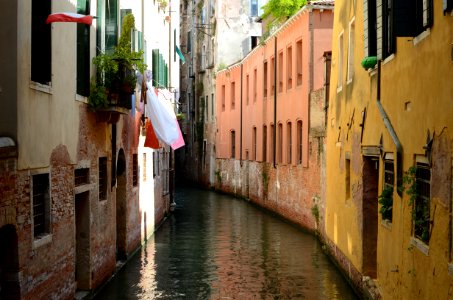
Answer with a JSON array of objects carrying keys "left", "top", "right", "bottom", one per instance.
[
  {"left": 75, "top": 191, "right": 91, "bottom": 290},
  {"left": 116, "top": 149, "right": 127, "bottom": 261},
  {"left": 362, "top": 156, "right": 379, "bottom": 278},
  {"left": 0, "top": 224, "right": 21, "bottom": 299}
]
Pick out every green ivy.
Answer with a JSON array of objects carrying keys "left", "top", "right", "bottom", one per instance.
[{"left": 378, "top": 185, "right": 393, "bottom": 221}]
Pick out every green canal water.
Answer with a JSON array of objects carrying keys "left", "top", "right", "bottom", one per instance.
[{"left": 94, "top": 186, "right": 358, "bottom": 299}]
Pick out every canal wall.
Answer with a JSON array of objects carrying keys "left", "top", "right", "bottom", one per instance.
[{"left": 214, "top": 130, "right": 324, "bottom": 234}]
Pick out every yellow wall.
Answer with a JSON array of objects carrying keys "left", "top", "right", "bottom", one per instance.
[{"left": 327, "top": 0, "right": 453, "bottom": 298}]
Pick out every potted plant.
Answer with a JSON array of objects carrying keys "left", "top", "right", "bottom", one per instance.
[{"left": 89, "top": 13, "right": 146, "bottom": 112}]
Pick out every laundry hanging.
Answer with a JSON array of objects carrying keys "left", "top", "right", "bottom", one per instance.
[
  {"left": 46, "top": 13, "right": 94, "bottom": 25},
  {"left": 145, "top": 82, "right": 179, "bottom": 146}
]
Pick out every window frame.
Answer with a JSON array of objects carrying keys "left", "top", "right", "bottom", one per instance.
[
  {"left": 31, "top": 0, "right": 52, "bottom": 86},
  {"left": 382, "top": 154, "right": 395, "bottom": 223},
  {"left": 98, "top": 157, "right": 108, "bottom": 201},
  {"left": 347, "top": 17, "right": 355, "bottom": 84},
  {"left": 296, "top": 39, "right": 302, "bottom": 86},
  {"left": 32, "top": 173, "right": 51, "bottom": 240},
  {"left": 337, "top": 31, "right": 344, "bottom": 92},
  {"left": 413, "top": 158, "right": 431, "bottom": 244},
  {"left": 286, "top": 45, "right": 293, "bottom": 90}
]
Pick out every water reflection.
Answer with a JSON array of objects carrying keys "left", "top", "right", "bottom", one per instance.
[{"left": 95, "top": 187, "right": 358, "bottom": 299}]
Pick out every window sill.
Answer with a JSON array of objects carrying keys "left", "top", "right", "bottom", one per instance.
[
  {"left": 30, "top": 82, "right": 52, "bottom": 94},
  {"left": 413, "top": 29, "right": 430, "bottom": 46},
  {"left": 336, "top": 86, "right": 343, "bottom": 93},
  {"left": 33, "top": 234, "right": 52, "bottom": 249},
  {"left": 448, "top": 263, "right": 453, "bottom": 277},
  {"left": 74, "top": 183, "right": 95, "bottom": 194},
  {"left": 347, "top": 78, "right": 353, "bottom": 85},
  {"left": 381, "top": 219, "right": 392, "bottom": 230},
  {"left": 382, "top": 54, "right": 395, "bottom": 66},
  {"left": 76, "top": 94, "right": 88, "bottom": 103},
  {"left": 410, "top": 237, "right": 429, "bottom": 256}
]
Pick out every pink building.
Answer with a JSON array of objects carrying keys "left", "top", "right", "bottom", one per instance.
[{"left": 215, "top": 2, "right": 333, "bottom": 231}]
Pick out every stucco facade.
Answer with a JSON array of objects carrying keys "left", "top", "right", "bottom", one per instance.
[
  {"left": 178, "top": 0, "right": 266, "bottom": 188},
  {"left": 0, "top": 0, "right": 178, "bottom": 298},
  {"left": 326, "top": 0, "right": 453, "bottom": 298},
  {"left": 215, "top": 3, "right": 333, "bottom": 231}
]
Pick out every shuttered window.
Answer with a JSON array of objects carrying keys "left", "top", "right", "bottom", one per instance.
[
  {"left": 77, "top": 0, "right": 90, "bottom": 96},
  {"left": 31, "top": 0, "right": 51, "bottom": 85},
  {"left": 377, "top": 0, "right": 395, "bottom": 60},
  {"left": 363, "top": 0, "right": 377, "bottom": 57},
  {"left": 105, "top": 0, "right": 118, "bottom": 53},
  {"left": 32, "top": 174, "right": 51, "bottom": 238}
]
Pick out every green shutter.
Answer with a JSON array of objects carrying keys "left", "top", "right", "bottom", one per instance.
[
  {"left": 77, "top": 0, "right": 90, "bottom": 96},
  {"left": 105, "top": 0, "right": 118, "bottom": 53},
  {"left": 152, "top": 49, "right": 159, "bottom": 87}
]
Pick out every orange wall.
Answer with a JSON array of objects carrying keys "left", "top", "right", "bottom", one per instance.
[{"left": 216, "top": 9, "right": 333, "bottom": 166}]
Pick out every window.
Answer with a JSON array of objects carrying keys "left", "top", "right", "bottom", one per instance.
[
  {"left": 203, "top": 140, "right": 207, "bottom": 168},
  {"left": 263, "top": 61, "right": 268, "bottom": 97},
  {"left": 132, "top": 154, "right": 138, "bottom": 186},
  {"left": 231, "top": 81, "right": 236, "bottom": 110},
  {"left": 364, "top": 0, "right": 377, "bottom": 57},
  {"left": 75, "top": 168, "right": 90, "bottom": 186},
  {"left": 393, "top": 0, "right": 433, "bottom": 38},
  {"left": 251, "top": 0, "right": 258, "bottom": 16},
  {"left": 287, "top": 122, "right": 292, "bottom": 164},
  {"left": 270, "top": 57, "right": 275, "bottom": 95},
  {"left": 77, "top": 0, "right": 90, "bottom": 96},
  {"left": 221, "top": 85, "right": 226, "bottom": 111},
  {"left": 187, "top": 30, "right": 192, "bottom": 53},
  {"left": 287, "top": 46, "right": 293, "bottom": 90},
  {"left": 143, "top": 153, "right": 147, "bottom": 182},
  {"left": 231, "top": 131, "right": 236, "bottom": 158},
  {"left": 98, "top": 157, "right": 108, "bottom": 200},
  {"left": 253, "top": 68, "right": 257, "bottom": 102},
  {"left": 32, "top": 173, "right": 51, "bottom": 238},
  {"left": 206, "top": 95, "right": 209, "bottom": 120},
  {"left": 252, "top": 127, "right": 257, "bottom": 161},
  {"left": 296, "top": 40, "right": 302, "bottom": 86},
  {"left": 337, "top": 32, "right": 344, "bottom": 91},
  {"left": 246, "top": 74, "right": 250, "bottom": 105},
  {"left": 277, "top": 123, "right": 283, "bottom": 163},
  {"left": 153, "top": 151, "right": 160, "bottom": 177},
  {"left": 263, "top": 125, "right": 267, "bottom": 162},
  {"left": 297, "top": 121, "right": 303, "bottom": 164},
  {"left": 382, "top": 157, "right": 394, "bottom": 222},
  {"left": 31, "top": 0, "right": 51, "bottom": 85},
  {"left": 270, "top": 124, "right": 275, "bottom": 163},
  {"left": 105, "top": 0, "right": 118, "bottom": 53},
  {"left": 377, "top": 0, "right": 394, "bottom": 60},
  {"left": 414, "top": 161, "right": 431, "bottom": 244},
  {"left": 347, "top": 18, "right": 355, "bottom": 83},
  {"left": 162, "top": 151, "right": 170, "bottom": 195},
  {"left": 346, "top": 157, "right": 351, "bottom": 199},
  {"left": 211, "top": 93, "right": 215, "bottom": 120},
  {"left": 278, "top": 52, "right": 283, "bottom": 93}
]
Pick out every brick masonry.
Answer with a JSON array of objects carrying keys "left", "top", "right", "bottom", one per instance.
[{"left": 0, "top": 105, "right": 170, "bottom": 299}]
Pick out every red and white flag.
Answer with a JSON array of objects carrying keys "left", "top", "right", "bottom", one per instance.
[{"left": 46, "top": 13, "right": 93, "bottom": 25}]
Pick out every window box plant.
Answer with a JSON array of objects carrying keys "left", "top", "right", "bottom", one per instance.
[{"left": 89, "top": 13, "right": 146, "bottom": 116}]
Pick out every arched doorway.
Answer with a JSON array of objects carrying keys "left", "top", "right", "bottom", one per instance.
[
  {"left": 116, "top": 149, "right": 127, "bottom": 261},
  {"left": 0, "top": 224, "right": 21, "bottom": 299}
]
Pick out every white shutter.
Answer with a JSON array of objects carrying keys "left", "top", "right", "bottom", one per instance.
[
  {"left": 376, "top": 0, "right": 383, "bottom": 60},
  {"left": 423, "top": 0, "right": 429, "bottom": 27}
]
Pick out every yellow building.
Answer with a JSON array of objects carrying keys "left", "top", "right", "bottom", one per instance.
[{"left": 326, "top": 0, "right": 453, "bottom": 298}]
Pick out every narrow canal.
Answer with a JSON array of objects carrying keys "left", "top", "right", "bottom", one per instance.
[{"left": 95, "top": 187, "right": 358, "bottom": 299}]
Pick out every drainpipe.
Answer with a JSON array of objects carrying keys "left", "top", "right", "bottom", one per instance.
[
  {"left": 273, "top": 36, "right": 277, "bottom": 169},
  {"left": 240, "top": 64, "right": 243, "bottom": 166},
  {"left": 376, "top": 61, "right": 403, "bottom": 196}
]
